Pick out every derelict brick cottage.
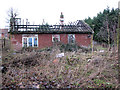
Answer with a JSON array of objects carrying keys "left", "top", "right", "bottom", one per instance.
[{"left": 9, "top": 13, "right": 93, "bottom": 51}]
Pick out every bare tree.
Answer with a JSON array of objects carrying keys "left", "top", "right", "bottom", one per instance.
[
  {"left": 6, "top": 8, "right": 19, "bottom": 30},
  {"left": 6, "top": 8, "right": 19, "bottom": 50}
]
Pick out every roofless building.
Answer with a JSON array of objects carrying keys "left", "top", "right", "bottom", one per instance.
[{"left": 9, "top": 13, "right": 93, "bottom": 51}]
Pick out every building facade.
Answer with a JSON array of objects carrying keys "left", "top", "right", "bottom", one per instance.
[
  {"left": 10, "top": 20, "right": 93, "bottom": 51},
  {"left": 9, "top": 13, "right": 93, "bottom": 51}
]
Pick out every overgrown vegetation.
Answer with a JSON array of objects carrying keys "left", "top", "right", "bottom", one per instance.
[
  {"left": 1, "top": 6, "right": 119, "bottom": 89},
  {"left": 84, "top": 7, "right": 118, "bottom": 45},
  {"left": 2, "top": 45, "right": 119, "bottom": 88}
]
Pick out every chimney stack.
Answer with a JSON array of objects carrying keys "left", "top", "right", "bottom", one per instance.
[{"left": 60, "top": 12, "right": 64, "bottom": 25}]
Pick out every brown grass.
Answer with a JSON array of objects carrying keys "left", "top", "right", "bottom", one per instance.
[{"left": 2, "top": 46, "right": 119, "bottom": 88}]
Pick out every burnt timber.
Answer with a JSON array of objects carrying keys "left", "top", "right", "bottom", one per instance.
[{"left": 10, "top": 18, "right": 93, "bottom": 34}]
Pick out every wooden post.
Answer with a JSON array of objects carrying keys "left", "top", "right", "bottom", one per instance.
[
  {"left": 4, "top": 38, "right": 5, "bottom": 47},
  {"left": 10, "top": 34, "right": 13, "bottom": 51},
  {"left": 91, "top": 30, "right": 94, "bottom": 55},
  {"left": 91, "top": 24, "right": 94, "bottom": 55},
  {"left": 118, "top": 1, "right": 120, "bottom": 84},
  {"left": 91, "top": 34, "right": 93, "bottom": 54}
]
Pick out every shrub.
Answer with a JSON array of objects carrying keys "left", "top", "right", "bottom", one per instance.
[{"left": 60, "top": 44, "right": 80, "bottom": 52}]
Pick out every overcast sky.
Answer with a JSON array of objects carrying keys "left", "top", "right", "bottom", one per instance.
[{"left": 0, "top": 0, "right": 120, "bottom": 28}]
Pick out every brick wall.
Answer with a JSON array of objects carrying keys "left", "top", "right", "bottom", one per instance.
[
  {"left": 75, "top": 34, "right": 91, "bottom": 46},
  {"left": 11, "top": 34, "right": 22, "bottom": 51},
  {"left": 38, "top": 34, "right": 53, "bottom": 48},
  {"left": 11, "top": 33, "right": 91, "bottom": 51},
  {"left": 38, "top": 34, "right": 91, "bottom": 48}
]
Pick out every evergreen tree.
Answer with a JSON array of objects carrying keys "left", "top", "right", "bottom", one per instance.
[{"left": 84, "top": 7, "right": 119, "bottom": 45}]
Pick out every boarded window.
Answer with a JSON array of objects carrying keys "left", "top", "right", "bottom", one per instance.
[{"left": 68, "top": 34, "right": 75, "bottom": 43}]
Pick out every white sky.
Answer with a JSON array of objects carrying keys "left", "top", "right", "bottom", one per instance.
[{"left": 0, "top": 0, "right": 120, "bottom": 28}]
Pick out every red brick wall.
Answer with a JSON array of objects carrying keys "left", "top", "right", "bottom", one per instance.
[
  {"left": 75, "top": 34, "right": 91, "bottom": 46},
  {"left": 38, "top": 34, "right": 91, "bottom": 48},
  {"left": 38, "top": 34, "right": 69, "bottom": 48},
  {"left": 38, "top": 34, "right": 53, "bottom": 48},
  {"left": 11, "top": 33, "right": 91, "bottom": 51},
  {"left": 13, "top": 34, "right": 22, "bottom": 43},
  {"left": 11, "top": 34, "right": 22, "bottom": 51}
]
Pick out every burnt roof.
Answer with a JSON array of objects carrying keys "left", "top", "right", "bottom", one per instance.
[{"left": 10, "top": 20, "right": 93, "bottom": 34}]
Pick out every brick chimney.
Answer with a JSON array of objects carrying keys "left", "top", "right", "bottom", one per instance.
[{"left": 60, "top": 12, "right": 64, "bottom": 25}]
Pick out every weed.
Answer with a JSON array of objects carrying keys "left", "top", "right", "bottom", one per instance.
[{"left": 2, "top": 44, "right": 118, "bottom": 88}]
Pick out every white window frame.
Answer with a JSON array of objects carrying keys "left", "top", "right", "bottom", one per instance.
[
  {"left": 52, "top": 34, "right": 60, "bottom": 42},
  {"left": 22, "top": 37, "right": 28, "bottom": 47},
  {"left": 33, "top": 37, "right": 38, "bottom": 47},
  {"left": 68, "top": 34, "right": 75, "bottom": 43},
  {"left": 22, "top": 34, "right": 38, "bottom": 47}
]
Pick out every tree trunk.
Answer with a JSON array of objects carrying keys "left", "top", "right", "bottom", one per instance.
[
  {"left": 117, "top": 28, "right": 119, "bottom": 50},
  {"left": 118, "top": 1, "right": 120, "bottom": 84},
  {"left": 107, "top": 21, "right": 110, "bottom": 51},
  {"left": 113, "top": 25, "right": 116, "bottom": 56}
]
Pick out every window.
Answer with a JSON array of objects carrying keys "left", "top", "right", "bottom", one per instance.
[
  {"left": 68, "top": 34, "right": 75, "bottom": 43},
  {"left": 52, "top": 35, "right": 60, "bottom": 42},
  {"left": 28, "top": 38, "right": 32, "bottom": 47},
  {"left": 87, "top": 35, "right": 91, "bottom": 38},
  {"left": 34, "top": 38, "right": 37, "bottom": 47},
  {"left": 22, "top": 34, "right": 38, "bottom": 47},
  {"left": 23, "top": 38, "right": 27, "bottom": 47}
]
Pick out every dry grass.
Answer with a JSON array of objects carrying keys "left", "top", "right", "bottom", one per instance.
[{"left": 2, "top": 45, "right": 119, "bottom": 88}]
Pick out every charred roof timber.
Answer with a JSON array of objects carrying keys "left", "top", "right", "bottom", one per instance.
[{"left": 9, "top": 18, "right": 93, "bottom": 34}]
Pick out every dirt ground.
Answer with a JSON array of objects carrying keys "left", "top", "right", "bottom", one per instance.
[{"left": 1, "top": 43, "right": 119, "bottom": 88}]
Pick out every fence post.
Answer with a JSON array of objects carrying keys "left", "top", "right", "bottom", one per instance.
[
  {"left": 91, "top": 29, "right": 94, "bottom": 55},
  {"left": 91, "top": 34, "right": 93, "bottom": 55},
  {"left": 4, "top": 38, "right": 5, "bottom": 48},
  {"left": 10, "top": 34, "right": 13, "bottom": 51}
]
